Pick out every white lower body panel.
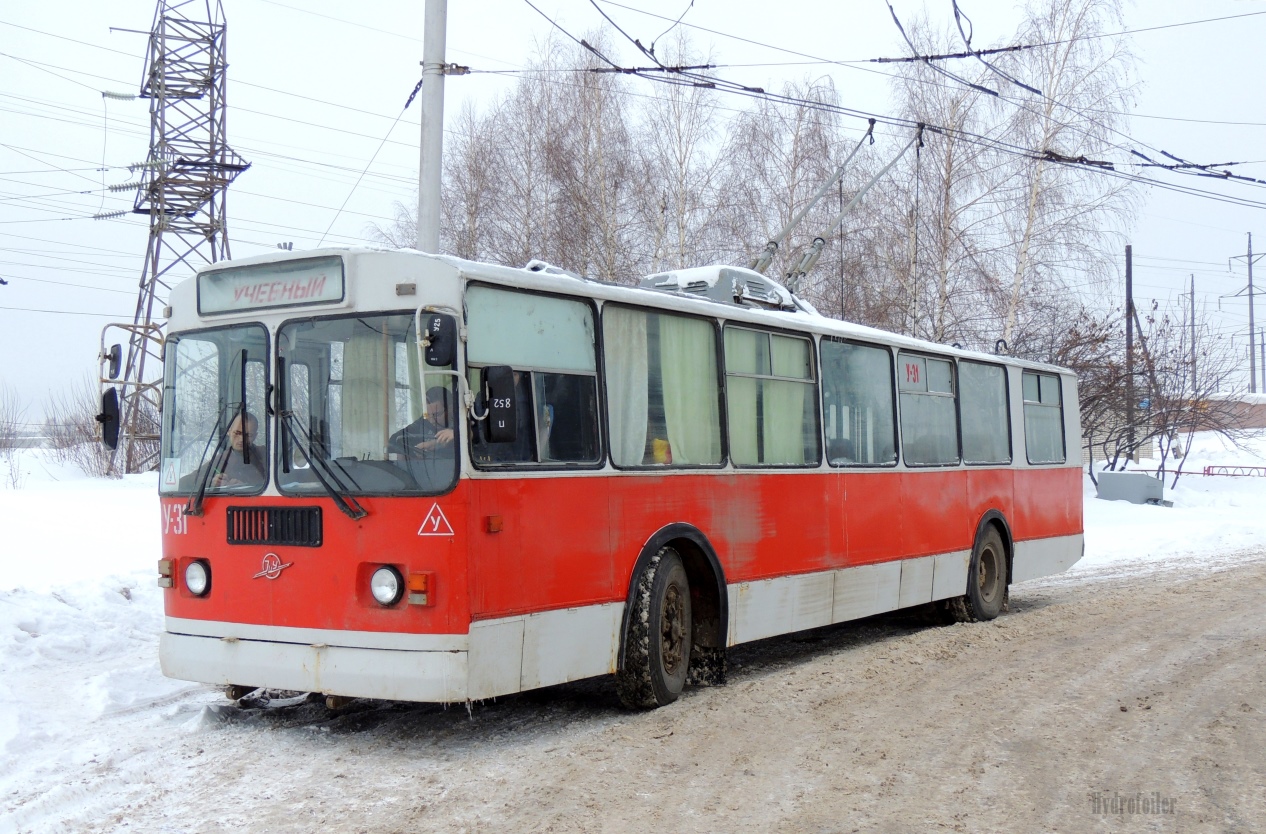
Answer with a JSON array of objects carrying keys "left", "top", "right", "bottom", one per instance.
[
  {"left": 726, "top": 550, "right": 970, "bottom": 646},
  {"left": 1012, "top": 533, "right": 1083, "bottom": 582},
  {"left": 161, "top": 603, "right": 623, "bottom": 704},
  {"left": 160, "top": 631, "right": 469, "bottom": 702}
]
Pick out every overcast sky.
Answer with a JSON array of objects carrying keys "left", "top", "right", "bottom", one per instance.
[{"left": 3, "top": 0, "right": 1265, "bottom": 423}]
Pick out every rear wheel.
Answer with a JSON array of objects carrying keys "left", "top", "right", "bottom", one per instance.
[
  {"left": 947, "top": 526, "right": 1008, "bottom": 623},
  {"left": 616, "top": 547, "right": 692, "bottom": 709}
]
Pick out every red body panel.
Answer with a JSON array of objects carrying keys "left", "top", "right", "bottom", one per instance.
[
  {"left": 162, "top": 466, "right": 1083, "bottom": 633},
  {"left": 162, "top": 490, "right": 473, "bottom": 633}
]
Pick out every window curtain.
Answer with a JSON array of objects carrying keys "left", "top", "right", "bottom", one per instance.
[
  {"left": 342, "top": 329, "right": 393, "bottom": 460},
  {"left": 659, "top": 314, "right": 721, "bottom": 464},
  {"left": 727, "top": 377, "right": 758, "bottom": 464},
  {"left": 604, "top": 307, "right": 650, "bottom": 466},
  {"left": 405, "top": 336, "right": 424, "bottom": 425},
  {"left": 763, "top": 337, "right": 810, "bottom": 464},
  {"left": 762, "top": 380, "right": 807, "bottom": 464}
]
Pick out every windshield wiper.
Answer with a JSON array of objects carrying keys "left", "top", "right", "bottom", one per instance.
[
  {"left": 280, "top": 409, "right": 368, "bottom": 520},
  {"left": 185, "top": 348, "right": 250, "bottom": 517},
  {"left": 184, "top": 402, "right": 234, "bottom": 517}
]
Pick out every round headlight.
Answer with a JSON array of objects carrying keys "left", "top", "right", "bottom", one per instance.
[
  {"left": 185, "top": 560, "right": 210, "bottom": 596},
  {"left": 370, "top": 566, "right": 403, "bottom": 606}
]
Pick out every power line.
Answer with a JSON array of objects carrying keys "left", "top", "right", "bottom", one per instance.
[
  {"left": 533, "top": 0, "right": 1266, "bottom": 215},
  {"left": 0, "top": 304, "right": 131, "bottom": 318},
  {"left": 592, "top": 0, "right": 1264, "bottom": 194},
  {"left": 0, "top": 273, "right": 135, "bottom": 294}
]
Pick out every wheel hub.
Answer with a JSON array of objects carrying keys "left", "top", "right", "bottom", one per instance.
[{"left": 661, "top": 582, "right": 686, "bottom": 674}]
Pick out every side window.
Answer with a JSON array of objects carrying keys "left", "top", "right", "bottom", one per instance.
[
  {"left": 603, "top": 305, "right": 722, "bottom": 467},
  {"left": 959, "top": 361, "right": 1010, "bottom": 464},
  {"left": 724, "top": 327, "right": 819, "bottom": 466},
  {"left": 1022, "top": 371, "right": 1065, "bottom": 464},
  {"left": 465, "top": 286, "right": 601, "bottom": 466},
  {"left": 820, "top": 340, "right": 897, "bottom": 466},
  {"left": 898, "top": 353, "right": 959, "bottom": 466}
]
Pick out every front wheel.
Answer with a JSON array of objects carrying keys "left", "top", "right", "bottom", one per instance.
[
  {"left": 947, "top": 526, "right": 1008, "bottom": 623},
  {"left": 616, "top": 547, "right": 692, "bottom": 709}
]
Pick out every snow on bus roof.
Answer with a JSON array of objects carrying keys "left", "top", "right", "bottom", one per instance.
[{"left": 192, "top": 247, "right": 1072, "bottom": 375}]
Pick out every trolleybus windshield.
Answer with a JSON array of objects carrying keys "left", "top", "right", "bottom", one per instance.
[
  {"left": 160, "top": 324, "right": 269, "bottom": 496},
  {"left": 276, "top": 311, "right": 459, "bottom": 496}
]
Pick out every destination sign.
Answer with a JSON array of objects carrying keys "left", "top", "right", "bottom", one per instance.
[{"left": 198, "top": 256, "right": 345, "bottom": 315}]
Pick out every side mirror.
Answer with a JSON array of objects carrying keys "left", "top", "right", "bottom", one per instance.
[
  {"left": 106, "top": 344, "right": 122, "bottom": 380},
  {"left": 97, "top": 387, "right": 120, "bottom": 450},
  {"left": 481, "top": 365, "right": 517, "bottom": 443},
  {"left": 423, "top": 313, "right": 456, "bottom": 367}
]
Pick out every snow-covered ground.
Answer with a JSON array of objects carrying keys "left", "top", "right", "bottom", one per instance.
[{"left": 1, "top": 433, "right": 1264, "bottom": 832}]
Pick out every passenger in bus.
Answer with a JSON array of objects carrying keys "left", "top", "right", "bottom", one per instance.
[
  {"left": 181, "top": 412, "right": 266, "bottom": 490},
  {"left": 388, "top": 387, "right": 454, "bottom": 456},
  {"left": 828, "top": 437, "right": 854, "bottom": 464}
]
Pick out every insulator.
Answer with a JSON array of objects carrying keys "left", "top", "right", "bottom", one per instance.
[
  {"left": 108, "top": 182, "right": 141, "bottom": 192},
  {"left": 102, "top": 91, "right": 137, "bottom": 101},
  {"left": 93, "top": 210, "right": 128, "bottom": 220}
]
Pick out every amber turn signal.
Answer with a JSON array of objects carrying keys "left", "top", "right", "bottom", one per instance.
[{"left": 408, "top": 572, "right": 434, "bottom": 606}]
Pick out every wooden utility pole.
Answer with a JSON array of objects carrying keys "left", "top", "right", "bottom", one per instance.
[
  {"left": 1126, "top": 245, "right": 1134, "bottom": 453},
  {"left": 1190, "top": 275, "right": 1197, "bottom": 392},
  {"left": 1250, "top": 234, "right": 1256, "bottom": 394}
]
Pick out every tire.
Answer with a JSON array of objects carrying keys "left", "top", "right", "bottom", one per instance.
[
  {"left": 615, "top": 546, "right": 692, "bottom": 709},
  {"left": 947, "top": 526, "right": 1008, "bottom": 623}
]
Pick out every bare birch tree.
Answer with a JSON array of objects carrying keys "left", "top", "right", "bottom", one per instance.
[
  {"left": 991, "top": 0, "right": 1137, "bottom": 344},
  {"left": 631, "top": 34, "right": 725, "bottom": 273},
  {"left": 715, "top": 79, "right": 848, "bottom": 285}
]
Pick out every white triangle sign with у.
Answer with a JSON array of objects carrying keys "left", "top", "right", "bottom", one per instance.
[
  {"left": 161, "top": 459, "right": 180, "bottom": 489},
  {"left": 417, "top": 503, "right": 454, "bottom": 536}
]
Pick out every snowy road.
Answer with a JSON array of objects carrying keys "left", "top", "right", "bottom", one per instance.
[
  {"left": 7, "top": 547, "right": 1266, "bottom": 833},
  {"left": 5, "top": 435, "right": 1266, "bottom": 832}
]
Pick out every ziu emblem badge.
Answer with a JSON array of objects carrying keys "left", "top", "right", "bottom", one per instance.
[{"left": 253, "top": 552, "right": 293, "bottom": 580}]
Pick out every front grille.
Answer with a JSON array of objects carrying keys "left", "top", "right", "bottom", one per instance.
[{"left": 226, "top": 506, "right": 322, "bottom": 547}]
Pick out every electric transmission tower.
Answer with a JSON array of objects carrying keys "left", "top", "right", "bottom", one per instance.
[{"left": 110, "top": 0, "right": 248, "bottom": 473}]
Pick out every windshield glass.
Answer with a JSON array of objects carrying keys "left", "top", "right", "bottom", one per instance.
[
  {"left": 277, "top": 312, "right": 459, "bottom": 496},
  {"left": 160, "top": 325, "right": 269, "bottom": 495}
]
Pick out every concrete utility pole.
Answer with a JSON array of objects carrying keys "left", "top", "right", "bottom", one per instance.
[
  {"left": 416, "top": 0, "right": 448, "bottom": 252},
  {"left": 1229, "top": 233, "right": 1265, "bottom": 393},
  {"left": 1126, "top": 245, "right": 1134, "bottom": 453}
]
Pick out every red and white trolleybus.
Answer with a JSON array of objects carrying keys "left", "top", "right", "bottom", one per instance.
[{"left": 138, "top": 248, "right": 1082, "bottom": 709}]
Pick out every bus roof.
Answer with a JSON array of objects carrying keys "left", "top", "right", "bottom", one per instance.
[{"left": 185, "top": 246, "right": 1074, "bottom": 376}]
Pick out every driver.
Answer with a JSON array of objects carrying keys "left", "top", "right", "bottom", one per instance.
[
  {"left": 180, "top": 412, "right": 267, "bottom": 490},
  {"left": 388, "top": 387, "right": 454, "bottom": 455}
]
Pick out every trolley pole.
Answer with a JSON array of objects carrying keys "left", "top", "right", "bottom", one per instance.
[
  {"left": 1126, "top": 245, "right": 1134, "bottom": 455},
  {"left": 416, "top": 0, "right": 448, "bottom": 253}
]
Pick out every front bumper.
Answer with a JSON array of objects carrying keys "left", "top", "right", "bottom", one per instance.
[{"left": 160, "top": 623, "right": 469, "bottom": 703}]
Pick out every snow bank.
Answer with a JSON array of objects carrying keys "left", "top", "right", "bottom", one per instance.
[
  {"left": 0, "top": 450, "right": 197, "bottom": 832},
  {"left": 1077, "top": 429, "right": 1266, "bottom": 575}
]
